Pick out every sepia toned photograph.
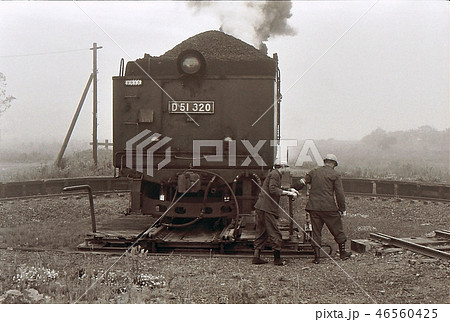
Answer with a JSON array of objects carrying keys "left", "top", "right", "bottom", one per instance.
[{"left": 0, "top": 0, "right": 448, "bottom": 317}]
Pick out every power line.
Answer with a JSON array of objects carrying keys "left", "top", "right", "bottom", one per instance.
[{"left": 0, "top": 48, "right": 89, "bottom": 58}]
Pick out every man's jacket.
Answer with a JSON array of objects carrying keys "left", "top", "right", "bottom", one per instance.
[
  {"left": 254, "top": 168, "right": 284, "bottom": 217},
  {"left": 304, "top": 166, "right": 346, "bottom": 212}
]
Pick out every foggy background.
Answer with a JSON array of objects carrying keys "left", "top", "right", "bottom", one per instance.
[{"left": 0, "top": 0, "right": 448, "bottom": 180}]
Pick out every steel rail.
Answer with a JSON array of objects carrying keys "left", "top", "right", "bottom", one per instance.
[
  {"left": 1, "top": 176, "right": 449, "bottom": 201},
  {"left": 369, "top": 232, "right": 450, "bottom": 261},
  {"left": 0, "top": 245, "right": 318, "bottom": 258},
  {"left": 434, "top": 230, "right": 450, "bottom": 239},
  {"left": 0, "top": 190, "right": 129, "bottom": 202},
  {"left": 1, "top": 190, "right": 447, "bottom": 204},
  {"left": 346, "top": 192, "right": 450, "bottom": 203}
]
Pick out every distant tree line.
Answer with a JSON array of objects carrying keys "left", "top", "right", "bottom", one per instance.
[{"left": 289, "top": 126, "right": 449, "bottom": 183}]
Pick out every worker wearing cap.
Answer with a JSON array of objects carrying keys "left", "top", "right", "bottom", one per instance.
[
  {"left": 293, "top": 154, "right": 352, "bottom": 264},
  {"left": 252, "top": 160, "right": 299, "bottom": 266}
]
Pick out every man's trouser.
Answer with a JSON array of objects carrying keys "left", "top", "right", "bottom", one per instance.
[
  {"left": 254, "top": 209, "right": 282, "bottom": 251},
  {"left": 308, "top": 210, "right": 347, "bottom": 247}
]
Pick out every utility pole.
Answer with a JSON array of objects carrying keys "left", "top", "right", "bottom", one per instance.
[
  {"left": 55, "top": 42, "right": 103, "bottom": 168},
  {"left": 90, "top": 42, "right": 102, "bottom": 166}
]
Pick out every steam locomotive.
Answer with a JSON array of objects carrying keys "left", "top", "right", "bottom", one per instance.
[
  {"left": 73, "top": 30, "right": 309, "bottom": 253},
  {"left": 112, "top": 31, "right": 281, "bottom": 233}
]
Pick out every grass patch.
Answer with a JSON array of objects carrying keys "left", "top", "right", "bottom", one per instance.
[{"left": 1, "top": 149, "right": 114, "bottom": 182}]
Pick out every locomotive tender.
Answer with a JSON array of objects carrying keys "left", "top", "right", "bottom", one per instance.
[
  {"left": 69, "top": 30, "right": 314, "bottom": 253},
  {"left": 113, "top": 31, "right": 281, "bottom": 231},
  {"left": 76, "top": 31, "right": 317, "bottom": 253}
]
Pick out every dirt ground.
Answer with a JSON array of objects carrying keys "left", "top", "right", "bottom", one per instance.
[{"left": 0, "top": 193, "right": 448, "bottom": 304}]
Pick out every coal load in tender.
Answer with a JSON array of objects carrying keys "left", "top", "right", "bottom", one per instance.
[
  {"left": 161, "top": 30, "right": 272, "bottom": 62},
  {"left": 126, "top": 30, "right": 276, "bottom": 76}
]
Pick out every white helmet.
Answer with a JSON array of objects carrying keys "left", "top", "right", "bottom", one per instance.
[
  {"left": 323, "top": 153, "right": 338, "bottom": 166},
  {"left": 273, "top": 158, "right": 289, "bottom": 168}
]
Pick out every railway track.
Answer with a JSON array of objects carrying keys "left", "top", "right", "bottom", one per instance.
[
  {"left": 370, "top": 231, "right": 450, "bottom": 261},
  {"left": 351, "top": 230, "right": 450, "bottom": 261},
  {"left": 1, "top": 176, "right": 449, "bottom": 201},
  {"left": 0, "top": 245, "right": 315, "bottom": 258}
]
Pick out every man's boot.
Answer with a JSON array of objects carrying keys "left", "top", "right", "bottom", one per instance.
[
  {"left": 252, "top": 249, "right": 268, "bottom": 265},
  {"left": 273, "top": 250, "right": 285, "bottom": 266},
  {"left": 338, "top": 243, "right": 352, "bottom": 260},
  {"left": 312, "top": 247, "right": 320, "bottom": 264}
]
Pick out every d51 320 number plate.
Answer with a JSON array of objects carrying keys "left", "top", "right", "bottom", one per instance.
[{"left": 168, "top": 101, "right": 214, "bottom": 114}]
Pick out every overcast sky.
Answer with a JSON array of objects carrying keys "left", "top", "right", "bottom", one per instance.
[{"left": 0, "top": 0, "right": 448, "bottom": 150}]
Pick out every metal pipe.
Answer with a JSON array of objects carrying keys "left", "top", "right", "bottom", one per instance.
[
  {"left": 119, "top": 58, "right": 125, "bottom": 77},
  {"left": 203, "top": 175, "right": 216, "bottom": 210},
  {"left": 288, "top": 197, "right": 294, "bottom": 237},
  {"left": 161, "top": 216, "right": 202, "bottom": 228},
  {"left": 63, "top": 185, "right": 96, "bottom": 233}
]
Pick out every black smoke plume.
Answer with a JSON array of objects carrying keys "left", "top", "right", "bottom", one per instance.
[{"left": 188, "top": 1, "right": 297, "bottom": 54}]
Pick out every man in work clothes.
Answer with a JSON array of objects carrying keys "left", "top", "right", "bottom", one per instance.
[
  {"left": 294, "top": 154, "right": 352, "bottom": 264},
  {"left": 252, "top": 161, "right": 299, "bottom": 266}
]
